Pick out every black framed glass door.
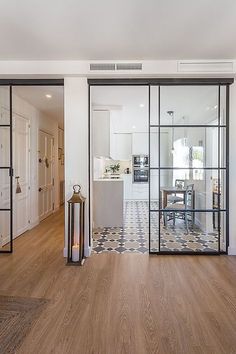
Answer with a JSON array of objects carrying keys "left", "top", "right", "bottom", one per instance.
[
  {"left": 149, "top": 84, "right": 228, "bottom": 254},
  {"left": 0, "top": 86, "right": 13, "bottom": 253}
]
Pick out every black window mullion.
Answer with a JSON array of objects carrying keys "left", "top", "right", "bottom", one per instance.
[
  {"left": 0, "top": 86, "right": 13, "bottom": 254},
  {"left": 148, "top": 85, "right": 151, "bottom": 253},
  {"left": 158, "top": 86, "right": 161, "bottom": 253},
  {"left": 9, "top": 85, "right": 13, "bottom": 253},
  {"left": 218, "top": 86, "right": 221, "bottom": 254},
  {"left": 226, "top": 85, "right": 230, "bottom": 251},
  {"left": 150, "top": 124, "right": 226, "bottom": 128}
]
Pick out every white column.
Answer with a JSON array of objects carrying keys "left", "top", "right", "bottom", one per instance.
[
  {"left": 64, "top": 77, "right": 90, "bottom": 257},
  {"left": 229, "top": 81, "right": 236, "bottom": 255}
]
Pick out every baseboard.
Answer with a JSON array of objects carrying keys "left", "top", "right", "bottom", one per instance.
[
  {"left": 29, "top": 219, "right": 39, "bottom": 230},
  {"left": 63, "top": 246, "right": 92, "bottom": 258},
  {"left": 228, "top": 246, "right": 236, "bottom": 255},
  {"left": 54, "top": 205, "right": 60, "bottom": 213},
  {"left": 84, "top": 246, "right": 92, "bottom": 257},
  {"left": 63, "top": 247, "right": 67, "bottom": 258}
]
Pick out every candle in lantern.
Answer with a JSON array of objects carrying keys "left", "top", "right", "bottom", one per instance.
[{"left": 72, "top": 244, "right": 80, "bottom": 262}]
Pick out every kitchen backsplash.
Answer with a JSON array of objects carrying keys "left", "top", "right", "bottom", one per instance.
[
  {"left": 104, "top": 159, "right": 131, "bottom": 173},
  {"left": 94, "top": 157, "right": 131, "bottom": 179}
]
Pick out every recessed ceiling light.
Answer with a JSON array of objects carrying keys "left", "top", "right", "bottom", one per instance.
[
  {"left": 214, "top": 105, "right": 218, "bottom": 109},
  {"left": 132, "top": 125, "right": 136, "bottom": 129},
  {"left": 45, "top": 94, "right": 52, "bottom": 99},
  {"left": 139, "top": 103, "right": 144, "bottom": 108}
]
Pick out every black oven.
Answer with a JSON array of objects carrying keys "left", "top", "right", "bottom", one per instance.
[
  {"left": 132, "top": 155, "right": 149, "bottom": 168},
  {"left": 133, "top": 168, "right": 149, "bottom": 183}
]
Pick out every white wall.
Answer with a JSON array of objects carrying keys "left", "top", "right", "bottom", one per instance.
[{"left": 64, "top": 77, "right": 89, "bottom": 257}]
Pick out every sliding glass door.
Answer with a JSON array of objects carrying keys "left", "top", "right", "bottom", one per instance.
[
  {"left": 149, "top": 85, "right": 228, "bottom": 254},
  {"left": 0, "top": 86, "right": 13, "bottom": 253}
]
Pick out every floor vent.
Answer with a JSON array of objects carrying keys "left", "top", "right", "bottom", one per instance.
[
  {"left": 178, "top": 61, "right": 234, "bottom": 72},
  {"left": 90, "top": 63, "right": 116, "bottom": 71},
  {"left": 116, "top": 63, "right": 142, "bottom": 70}
]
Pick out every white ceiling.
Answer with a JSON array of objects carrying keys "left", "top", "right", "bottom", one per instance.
[
  {"left": 13, "top": 86, "right": 64, "bottom": 126},
  {"left": 0, "top": 0, "right": 236, "bottom": 60}
]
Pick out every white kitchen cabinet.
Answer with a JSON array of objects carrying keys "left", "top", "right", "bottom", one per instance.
[
  {"left": 110, "top": 133, "right": 132, "bottom": 160},
  {"left": 93, "top": 110, "right": 110, "bottom": 157},
  {"left": 93, "top": 180, "right": 123, "bottom": 227},
  {"left": 123, "top": 174, "right": 133, "bottom": 200},
  {"left": 123, "top": 174, "right": 149, "bottom": 200},
  {"left": 150, "top": 169, "right": 159, "bottom": 201},
  {"left": 132, "top": 183, "right": 149, "bottom": 200},
  {"left": 132, "top": 132, "right": 148, "bottom": 155}
]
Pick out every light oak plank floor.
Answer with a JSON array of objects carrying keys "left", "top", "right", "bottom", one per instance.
[{"left": 0, "top": 208, "right": 236, "bottom": 354}]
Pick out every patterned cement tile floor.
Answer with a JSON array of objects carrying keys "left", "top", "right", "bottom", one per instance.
[{"left": 93, "top": 201, "right": 219, "bottom": 254}]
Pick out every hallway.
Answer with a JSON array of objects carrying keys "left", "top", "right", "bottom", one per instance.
[{"left": 0, "top": 209, "right": 236, "bottom": 353}]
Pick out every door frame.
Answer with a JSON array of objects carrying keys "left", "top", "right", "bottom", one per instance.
[
  {"left": 0, "top": 79, "right": 64, "bottom": 253},
  {"left": 88, "top": 78, "right": 233, "bottom": 255}
]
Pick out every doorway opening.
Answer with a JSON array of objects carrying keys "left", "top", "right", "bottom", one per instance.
[
  {"left": 91, "top": 86, "right": 149, "bottom": 254},
  {"left": 89, "top": 79, "right": 232, "bottom": 255},
  {"left": 0, "top": 81, "right": 64, "bottom": 253}
]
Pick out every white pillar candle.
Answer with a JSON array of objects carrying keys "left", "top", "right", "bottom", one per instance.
[{"left": 72, "top": 244, "right": 80, "bottom": 262}]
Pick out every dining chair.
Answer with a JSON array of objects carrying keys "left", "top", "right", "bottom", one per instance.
[
  {"left": 164, "top": 184, "right": 194, "bottom": 232},
  {"left": 167, "top": 179, "right": 185, "bottom": 204}
]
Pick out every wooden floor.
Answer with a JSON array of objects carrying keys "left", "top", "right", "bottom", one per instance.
[{"left": 0, "top": 208, "right": 236, "bottom": 354}]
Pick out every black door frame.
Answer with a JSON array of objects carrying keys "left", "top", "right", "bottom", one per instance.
[
  {"left": 0, "top": 79, "right": 64, "bottom": 253},
  {"left": 88, "top": 78, "right": 233, "bottom": 255}
]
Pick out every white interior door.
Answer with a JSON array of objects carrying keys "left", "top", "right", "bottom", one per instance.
[
  {"left": 13, "top": 114, "right": 30, "bottom": 238},
  {"left": 38, "top": 130, "right": 54, "bottom": 221}
]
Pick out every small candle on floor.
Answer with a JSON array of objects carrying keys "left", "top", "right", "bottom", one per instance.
[{"left": 72, "top": 244, "right": 80, "bottom": 262}]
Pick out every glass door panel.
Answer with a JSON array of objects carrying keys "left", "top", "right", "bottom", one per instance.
[
  {"left": 160, "top": 86, "right": 219, "bottom": 126},
  {"left": 0, "top": 86, "right": 12, "bottom": 253},
  {"left": 149, "top": 85, "right": 227, "bottom": 254},
  {"left": 150, "top": 211, "right": 159, "bottom": 252},
  {"left": 161, "top": 211, "right": 219, "bottom": 253}
]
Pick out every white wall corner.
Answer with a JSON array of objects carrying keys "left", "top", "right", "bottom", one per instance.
[
  {"left": 64, "top": 77, "right": 90, "bottom": 257},
  {"left": 84, "top": 246, "right": 92, "bottom": 257},
  {"left": 63, "top": 244, "right": 91, "bottom": 258},
  {"left": 63, "top": 247, "right": 67, "bottom": 258},
  {"left": 228, "top": 247, "right": 236, "bottom": 256}
]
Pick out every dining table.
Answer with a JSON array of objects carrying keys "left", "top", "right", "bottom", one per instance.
[{"left": 160, "top": 187, "right": 195, "bottom": 209}]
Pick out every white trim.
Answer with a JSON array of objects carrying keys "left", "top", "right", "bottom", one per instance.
[
  {"left": 228, "top": 246, "right": 236, "bottom": 255},
  {"left": 84, "top": 246, "right": 92, "bottom": 257},
  {"left": 29, "top": 218, "right": 39, "bottom": 230},
  {"left": 63, "top": 246, "right": 92, "bottom": 258},
  {"left": 0, "top": 60, "right": 235, "bottom": 77},
  {"left": 63, "top": 247, "right": 67, "bottom": 258}
]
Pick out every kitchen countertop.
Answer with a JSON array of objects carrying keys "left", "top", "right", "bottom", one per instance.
[{"left": 93, "top": 178, "right": 123, "bottom": 182}]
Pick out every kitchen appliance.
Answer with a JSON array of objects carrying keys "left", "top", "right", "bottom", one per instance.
[
  {"left": 132, "top": 155, "right": 149, "bottom": 183},
  {"left": 132, "top": 155, "right": 149, "bottom": 168}
]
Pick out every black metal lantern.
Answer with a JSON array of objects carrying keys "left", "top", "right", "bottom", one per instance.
[{"left": 67, "top": 184, "right": 86, "bottom": 265}]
